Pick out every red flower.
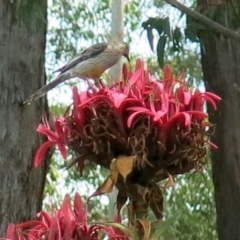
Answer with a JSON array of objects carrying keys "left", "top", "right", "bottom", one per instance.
[
  {"left": 33, "top": 58, "right": 221, "bottom": 173},
  {"left": 6, "top": 193, "right": 131, "bottom": 240},
  {"left": 34, "top": 118, "right": 69, "bottom": 167}
]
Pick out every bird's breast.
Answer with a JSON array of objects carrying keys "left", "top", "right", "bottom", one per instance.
[
  {"left": 84, "top": 66, "right": 106, "bottom": 78},
  {"left": 71, "top": 52, "right": 121, "bottom": 79}
]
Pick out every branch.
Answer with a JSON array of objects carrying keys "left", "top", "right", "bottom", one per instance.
[{"left": 165, "top": 0, "right": 240, "bottom": 41}]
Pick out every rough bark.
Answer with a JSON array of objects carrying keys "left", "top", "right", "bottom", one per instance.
[
  {"left": 0, "top": 0, "right": 49, "bottom": 236},
  {"left": 198, "top": 0, "right": 240, "bottom": 239}
]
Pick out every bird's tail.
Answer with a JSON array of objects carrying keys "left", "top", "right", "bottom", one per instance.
[{"left": 23, "top": 73, "right": 70, "bottom": 104}]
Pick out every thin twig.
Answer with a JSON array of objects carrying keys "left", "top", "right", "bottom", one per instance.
[{"left": 165, "top": 0, "right": 240, "bottom": 41}]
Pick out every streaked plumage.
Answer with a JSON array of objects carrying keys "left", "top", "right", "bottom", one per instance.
[{"left": 24, "top": 41, "right": 129, "bottom": 104}]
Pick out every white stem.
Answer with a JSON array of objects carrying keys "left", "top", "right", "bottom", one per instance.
[{"left": 109, "top": 0, "right": 125, "bottom": 81}]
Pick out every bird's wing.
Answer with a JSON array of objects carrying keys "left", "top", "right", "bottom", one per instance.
[{"left": 54, "top": 42, "right": 108, "bottom": 74}]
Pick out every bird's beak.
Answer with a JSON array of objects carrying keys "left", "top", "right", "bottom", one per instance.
[{"left": 124, "top": 53, "right": 130, "bottom": 62}]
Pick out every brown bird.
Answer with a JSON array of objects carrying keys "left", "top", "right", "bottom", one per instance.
[{"left": 24, "top": 41, "right": 130, "bottom": 104}]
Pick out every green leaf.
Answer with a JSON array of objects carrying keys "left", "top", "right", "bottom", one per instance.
[
  {"left": 142, "top": 18, "right": 163, "bottom": 36},
  {"left": 185, "top": 15, "right": 198, "bottom": 42},
  {"left": 152, "top": 18, "right": 163, "bottom": 36},
  {"left": 172, "top": 27, "right": 182, "bottom": 51},
  {"left": 162, "top": 17, "right": 171, "bottom": 38},
  {"left": 185, "top": 27, "right": 198, "bottom": 42},
  {"left": 156, "top": 35, "right": 167, "bottom": 68},
  {"left": 147, "top": 28, "right": 154, "bottom": 52}
]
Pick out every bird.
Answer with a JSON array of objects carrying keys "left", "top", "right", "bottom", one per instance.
[{"left": 24, "top": 41, "right": 130, "bottom": 104}]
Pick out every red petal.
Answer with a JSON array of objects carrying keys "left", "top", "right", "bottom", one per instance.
[
  {"left": 122, "top": 63, "right": 130, "bottom": 81},
  {"left": 154, "top": 82, "right": 164, "bottom": 94},
  {"left": 183, "top": 91, "right": 192, "bottom": 105},
  {"left": 79, "top": 90, "right": 90, "bottom": 103},
  {"left": 129, "top": 68, "right": 142, "bottom": 85},
  {"left": 205, "top": 92, "right": 222, "bottom": 101},
  {"left": 127, "top": 107, "right": 154, "bottom": 127},
  {"left": 167, "top": 111, "right": 207, "bottom": 128},
  {"left": 54, "top": 120, "right": 64, "bottom": 135},
  {"left": 59, "top": 195, "right": 76, "bottom": 235},
  {"left": 57, "top": 143, "right": 67, "bottom": 159},
  {"left": 153, "top": 111, "right": 166, "bottom": 121},
  {"left": 78, "top": 95, "right": 108, "bottom": 108},
  {"left": 72, "top": 86, "right": 80, "bottom": 106},
  {"left": 127, "top": 111, "right": 140, "bottom": 127},
  {"left": 127, "top": 106, "right": 152, "bottom": 112},
  {"left": 59, "top": 195, "right": 75, "bottom": 221},
  {"left": 203, "top": 95, "right": 217, "bottom": 110},
  {"left": 36, "top": 124, "right": 58, "bottom": 141},
  {"left": 37, "top": 211, "right": 52, "bottom": 227},
  {"left": 74, "top": 193, "right": 87, "bottom": 222},
  {"left": 6, "top": 223, "right": 17, "bottom": 240},
  {"left": 48, "top": 219, "right": 59, "bottom": 240},
  {"left": 28, "top": 224, "right": 46, "bottom": 240},
  {"left": 167, "top": 112, "right": 191, "bottom": 127},
  {"left": 176, "top": 87, "right": 184, "bottom": 103},
  {"left": 110, "top": 92, "right": 127, "bottom": 108},
  {"left": 34, "top": 141, "right": 55, "bottom": 168},
  {"left": 72, "top": 87, "right": 83, "bottom": 123},
  {"left": 123, "top": 85, "right": 130, "bottom": 96},
  {"left": 16, "top": 220, "right": 44, "bottom": 228},
  {"left": 114, "top": 213, "right": 122, "bottom": 222},
  {"left": 193, "top": 92, "right": 220, "bottom": 111},
  {"left": 149, "top": 101, "right": 156, "bottom": 113},
  {"left": 163, "top": 65, "right": 172, "bottom": 80},
  {"left": 186, "top": 110, "right": 208, "bottom": 117},
  {"left": 208, "top": 141, "right": 218, "bottom": 149},
  {"left": 135, "top": 58, "right": 144, "bottom": 71},
  {"left": 191, "top": 95, "right": 204, "bottom": 111},
  {"left": 63, "top": 222, "right": 73, "bottom": 240}
]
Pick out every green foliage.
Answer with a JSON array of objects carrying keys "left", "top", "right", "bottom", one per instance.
[
  {"left": 151, "top": 165, "right": 217, "bottom": 240},
  {"left": 185, "top": 15, "right": 201, "bottom": 43},
  {"left": 141, "top": 4, "right": 204, "bottom": 86},
  {"left": 47, "top": 0, "right": 110, "bottom": 66},
  {"left": 124, "top": 0, "right": 145, "bottom": 40},
  {"left": 43, "top": 151, "right": 109, "bottom": 220},
  {"left": 47, "top": 0, "right": 150, "bottom": 73},
  {"left": 153, "top": 0, "right": 165, "bottom": 9},
  {"left": 142, "top": 17, "right": 182, "bottom": 67},
  {"left": 146, "top": 47, "right": 203, "bottom": 87}
]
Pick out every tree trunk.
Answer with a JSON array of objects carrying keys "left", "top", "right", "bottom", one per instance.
[
  {"left": 0, "top": 0, "right": 49, "bottom": 236},
  {"left": 198, "top": 0, "right": 240, "bottom": 239}
]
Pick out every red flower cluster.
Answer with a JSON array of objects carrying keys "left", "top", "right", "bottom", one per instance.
[
  {"left": 11, "top": 59, "right": 221, "bottom": 239},
  {"left": 6, "top": 193, "right": 131, "bottom": 240},
  {"left": 34, "top": 59, "right": 220, "bottom": 174}
]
